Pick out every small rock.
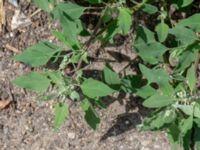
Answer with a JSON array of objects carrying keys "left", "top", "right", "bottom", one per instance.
[
  {"left": 129, "top": 136, "right": 133, "bottom": 141},
  {"left": 141, "top": 148, "right": 151, "bottom": 150},
  {"left": 68, "top": 132, "right": 76, "bottom": 139},
  {"left": 3, "top": 126, "right": 9, "bottom": 134},
  {"left": 125, "top": 120, "right": 130, "bottom": 125},
  {"left": 119, "top": 145, "right": 124, "bottom": 150},
  {"left": 9, "top": 32, "right": 14, "bottom": 37},
  {"left": 141, "top": 139, "right": 152, "bottom": 146}
]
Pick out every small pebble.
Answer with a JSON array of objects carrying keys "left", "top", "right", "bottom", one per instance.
[
  {"left": 125, "top": 120, "right": 130, "bottom": 125},
  {"left": 129, "top": 136, "right": 133, "bottom": 141},
  {"left": 68, "top": 132, "right": 76, "bottom": 139},
  {"left": 3, "top": 127, "right": 9, "bottom": 134},
  {"left": 9, "top": 32, "right": 14, "bottom": 37}
]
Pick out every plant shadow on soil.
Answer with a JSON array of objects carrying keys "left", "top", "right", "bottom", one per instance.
[{"left": 100, "top": 94, "right": 149, "bottom": 141}]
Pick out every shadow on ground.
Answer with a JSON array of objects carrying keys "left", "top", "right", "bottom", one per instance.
[{"left": 100, "top": 94, "right": 150, "bottom": 141}]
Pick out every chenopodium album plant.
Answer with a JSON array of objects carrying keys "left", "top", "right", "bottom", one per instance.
[{"left": 12, "top": 0, "right": 200, "bottom": 149}]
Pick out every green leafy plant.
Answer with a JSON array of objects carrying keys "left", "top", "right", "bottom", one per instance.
[{"left": 12, "top": 0, "right": 200, "bottom": 149}]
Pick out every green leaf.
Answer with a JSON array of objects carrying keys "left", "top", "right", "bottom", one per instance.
[
  {"left": 32, "top": 0, "right": 54, "bottom": 12},
  {"left": 121, "top": 75, "right": 142, "bottom": 93},
  {"left": 14, "top": 41, "right": 60, "bottom": 67},
  {"left": 169, "top": 47, "right": 184, "bottom": 67},
  {"left": 81, "top": 52, "right": 88, "bottom": 64},
  {"left": 94, "top": 99, "right": 107, "bottom": 109},
  {"left": 144, "top": 112, "right": 166, "bottom": 129},
  {"left": 52, "top": 2, "right": 85, "bottom": 20},
  {"left": 12, "top": 72, "right": 50, "bottom": 93},
  {"left": 118, "top": 7, "right": 132, "bottom": 35},
  {"left": 80, "top": 99, "right": 100, "bottom": 130},
  {"left": 139, "top": 64, "right": 173, "bottom": 95},
  {"left": 182, "top": 129, "right": 192, "bottom": 150},
  {"left": 141, "top": 3, "right": 158, "bottom": 14},
  {"left": 135, "top": 25, "right": 155, "bottom": 44},
  {"left": 169, "top": 25, "right": 196, "bottom": 46},
  {"left": 142, "top": 109, "right": 176, "bottom": 130},
  {"left": 178, "top": 13, "right": 200, "bottom": 32},
  {"left": 80, "top": 98, "right": 91, "bottom": 111},
  {"left": 51, "top": 2, "right": 84, "bottom": 49},
  {"left": 39, "top": 94, "right": 56, "bottom": 101},
  {"left": 70, "top": 53, "right": 82, "bottom": 64},
  {"left": 195, "top": 118, "right": 200, "bottom": 128},
  {"left": 103, "top": 20, "right": 119, "bottom": 43},
  {"left": 136, "top": 85, "right": 156, "bottom": 99},
  {"left": 174, "top": 104, "right": 194, "bottom": 116},
  {"left": 143, "top": 94, "right": 176, "bottom": 108},
  {"left": 59, "top": 12, "right": 81, "bottom": 48},
  {"left": 163, "top": 109, "right": 177, "bottom": 124},
  {"left": 186, "top": 64, "right": 196, "bottom": 92},
  {"left": 87, "top": 0, "right": 102, "bottom": 4},
  {"left": 155, "top": 21, "right": 169, "bottom": 42},
  {"left": 194, "top": 126, "right": 200, "bottom": 150},
  {"left": 174, "top": 103, "right": 200, "bottom": 118},
  {"left": 180, "top": 116, "right": 193, "bottom": 135},
  {"left": 47, "top": 71, "right": 66, "bottom": 92},
  {"left": 52, "top": 31, "right": 72, "bottom": 47},
  {"left": 175, "top": 50, "right": 196, "bottom": 72},
  {"left": 167, "top": 124, "right": 180, "bottom": 150},
  {"left": 181, "top": 0, "right": 193, "bottom": 7},
  {"left": 81, "top": 78, "right": 115, "bottom": 98},
  {"left": 134, "top": 26, "right": 168, "bottom": 64},
  {"left": 139, "top": 64, "right": 170, "bottom": 84},
  {"left": 194, "top": 104, "right": 200, "bottom": 118},
  {"left": 174, "top": 0, "right": 193, "bottom": 8},
  {"left": 85, "top": 106, "right": 100, "bottom": 130},
  {"left": 135, "top": 42, "right": 167, "bottom": 64},
  {"left": 53, "top": 102, "right": 69, "bottom": 129},
  {"left": 141, "top": 64, "right": 174, "bottom": 95},
  {"left": 102, "top": 7, "right": 113, "bottom": 23},
  {"left": 153, "top": 110, "right": 176, "bottom": 128},
  {"left": 70, "top": 91, "right": 80, "bottom": 101},
  {"left": 103, "top": 64, "right": 121, "bottom": 89},
  {"left": 47, "top": 71, "right": 64, "bottom": 86}
]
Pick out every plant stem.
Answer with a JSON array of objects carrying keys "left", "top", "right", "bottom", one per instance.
[
  {"left": 194, "top": 52, "right": 200, "bottom": 86},
  {"left": 86, "top": 6, "right": 104, "bottom": 10},
  {"left": 72, "top": 7, "right": 106, "bottom": 77}
]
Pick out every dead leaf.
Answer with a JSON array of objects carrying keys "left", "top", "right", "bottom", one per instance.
[
  {"left": 0, "top": 0, "right": 5, "bottom": 32},
  {"left": 0, "top": 100, "right": 11, "bottom": 109},
  {"left": 11, "top": 9, "right": 31, "bottom": 30}
]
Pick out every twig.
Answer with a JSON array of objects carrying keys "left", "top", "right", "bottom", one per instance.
[
  {"left": 72, "top": 8, "right": 106, "bottom": 76},
  {"left": 28, "top": 8, "right": 41, "bottom": 18},
  {"left": 118, "top": 61, "right": 132, "bottom": 73},
  {"left": 84, "top": 10, "right": 104, "bottom": 48},
  {"left": 83, "top": 11, "right": 101, "bottom": 16},
  {"left": 5, "top": 44, "right": 20, "bottom": 53},
  {"left": 8, "top": 80, "right": 15, "bottom": 102},
  {"left": 86, "top": 6, "right": 104, "bottom": 10}
]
